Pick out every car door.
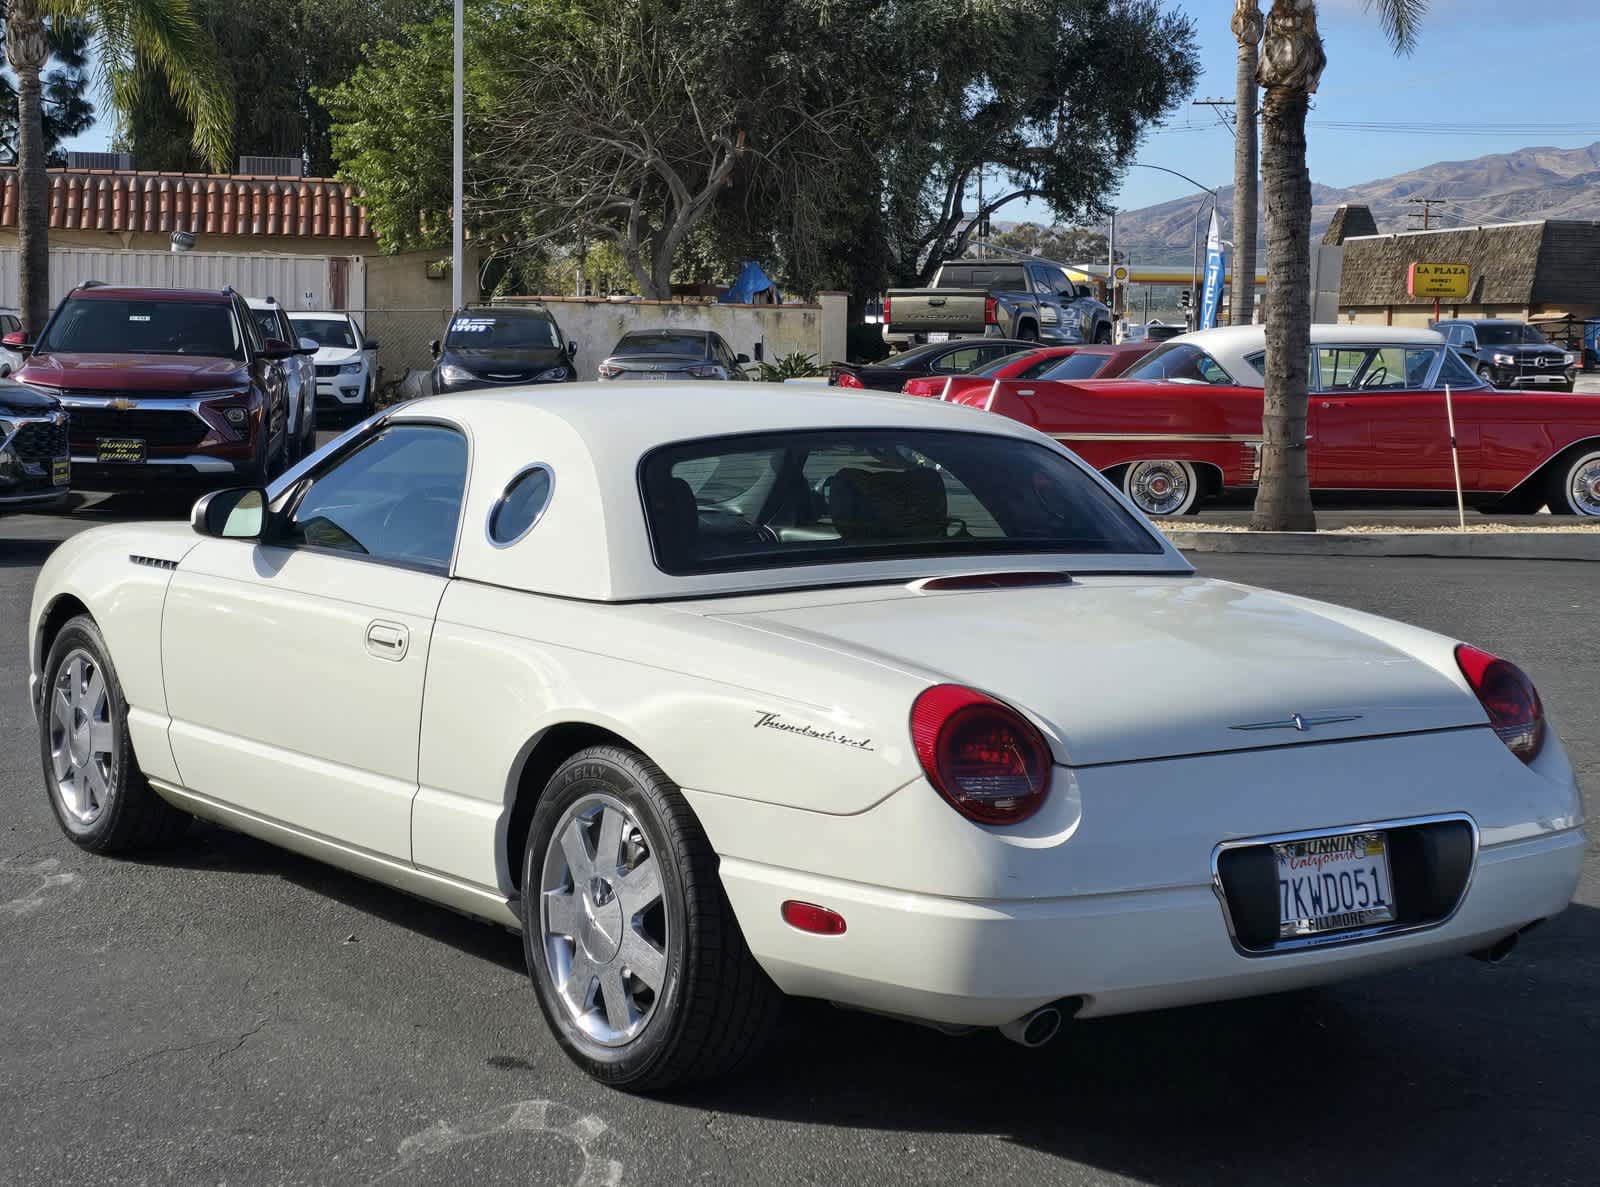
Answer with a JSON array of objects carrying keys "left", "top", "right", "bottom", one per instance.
[
  {"left": 1310, "top": 346, "right": 1477, "bottom": 491},
  {"left": 161, "top": 419, "right": 469, "bottom": 858}
]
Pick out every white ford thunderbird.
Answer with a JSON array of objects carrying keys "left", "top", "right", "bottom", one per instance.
[{"left": 29, "top": 385, "right": 1584, "bottom": 1090}]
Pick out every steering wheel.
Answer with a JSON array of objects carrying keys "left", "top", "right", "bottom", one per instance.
[{"left": 1360, "top": 366, "right": 1389, "bottom": 389}]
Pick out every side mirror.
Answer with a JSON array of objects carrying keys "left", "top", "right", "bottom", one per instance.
[
  {"left": 429, "top": 339, "right": 441, "bottom": 359},
  {"left": 364, "top": 338, "right": 380, "bottom": 350},
  {"left": 2, "top": 330, "right": 29, "bottom": 350},
  {"left": 753, "top": 342, "right": 764, "bottom": 362},
  {"left": 297, "top": 337, "right": 319, "bottom": 354},
  {"left": 565, "top": 340, "right": 578, "bottom": 357},
  {"left": 192, "top": 487, "right": 267, "bottom": 539},
  {"left": 262, "top": 337, "right": 294, "bottom": 359},
  {"left": 736, "top": 352, "right": 751, "bottom": 364}
]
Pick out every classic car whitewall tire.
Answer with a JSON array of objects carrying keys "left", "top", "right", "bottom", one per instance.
[
  {"left": 1548, "top": 448, "right": 1600, "bottom": 516},
  {"left": 1121, "top": 459, "right": 1200, "bottom": 517},
  {"left": 521, "top": 745, "right": 780, "bottom": 1091},
  {"left": 39, "top": 616, "right": 189, "bottom": 853}
]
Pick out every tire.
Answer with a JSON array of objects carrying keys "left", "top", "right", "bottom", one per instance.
[
  {"left": 1546, "top": 448, "right": 1600, "bottom": 517},
  {"left": 1476, "top": 365, "right": 1496, "bottom": 388},
  {"left": 521, "top": 745, "right": 781, "bottom": 1092},
  {"left": 1121, "top": 459, "right": 1200, "bottom": 517},
  {"left": 39, "top": 615, "right": 189, "bottom": 853},
  {"left": 1093, "top": 323, "right": 1112, "bottom": 344}
]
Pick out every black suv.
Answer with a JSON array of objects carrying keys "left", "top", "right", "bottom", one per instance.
[
  {"left": 430, "top": 305, "right": 577, "bottom": 393},
  {"left": 1433, "top": 319, "right": 1576, "bottom": 392}
]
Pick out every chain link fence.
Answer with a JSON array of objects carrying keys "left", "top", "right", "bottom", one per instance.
[{"left": 338, "top": 307, "right": 452, "bottom": 405}]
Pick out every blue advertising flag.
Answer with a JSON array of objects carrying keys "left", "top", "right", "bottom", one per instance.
[{"left": 1199, "top": 208, "right": 1225, "bottom": 331}]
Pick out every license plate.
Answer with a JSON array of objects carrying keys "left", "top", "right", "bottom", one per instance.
[
  {"left": 1274, "top": 831, "right": 1394, "bottom": 938},
  {"left": 927, "top": 332, "right": 950, "bottom": 343},
  {"left": 96, "top": 438, "right": 146, "bottom": 464},
  {"left": 51, "top": 458, "right": 69, "bottom": 486}
]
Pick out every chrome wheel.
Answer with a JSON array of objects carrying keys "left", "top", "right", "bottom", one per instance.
[
  {"left": 1567, "top": 452, "right": 1600, "bottom": 516},
  {"left": 1124, "top": 459, "right": 1197, "bottom": 516},
  {"left": 539, "top": 794, "right": 668, "bottom": 1048},
  {"left": 48, "top": 649, "right": 114, "bottom": 826}
]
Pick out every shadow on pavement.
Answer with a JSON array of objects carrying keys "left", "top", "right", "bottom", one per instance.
[{"left": 127, "top": 811, "right": 1600, "bottom": 1186}]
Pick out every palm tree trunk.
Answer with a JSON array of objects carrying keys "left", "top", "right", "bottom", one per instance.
[
  {"left": 1229, "top": 2, "right": 1262, "bottom": 327},
  {"left": 1250, "top": 0, "right": 1323, "bottom": 532},
  {"left": 6, "top": 5, "right": 50, "bottom": 338}
]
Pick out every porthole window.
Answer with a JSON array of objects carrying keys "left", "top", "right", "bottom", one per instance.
[{"left": 488, "top": 465, "right": 554, "bottom": 547}]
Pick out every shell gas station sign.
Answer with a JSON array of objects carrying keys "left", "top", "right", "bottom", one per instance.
[{"left": 1407, "top": 262, "right": 1469, "bottom": 299}]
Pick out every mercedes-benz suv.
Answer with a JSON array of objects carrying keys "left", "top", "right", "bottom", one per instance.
[
  {"left": 16, "top": 284, "right": 293, "bottom": 488},
  {"left": 1434, "top": 318, "right": 1577, "bottom": 392}
]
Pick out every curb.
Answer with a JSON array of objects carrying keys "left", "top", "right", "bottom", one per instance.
[{"left": 1163, "top": 529, "right": 1600, "bottom": 562}]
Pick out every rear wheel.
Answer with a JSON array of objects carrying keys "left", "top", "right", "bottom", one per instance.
[
  {"left": 1121, "top": 459, "right": 1200, "bottom": 517},
  {"left": 522, "top": 745, "right": 780, "bottom": 1091},
  {"left": 1547, "top": 449, "right": 1600, "bottom": 517},
  {"left": 1016, "top": 323, "right": 1038, "bottom": 343},
  {"left": 1093, "top": 323, "right": 1112, "bottom": 344},
  {"left": 39, "top": 616, "right": 189, "bottom": 852}
]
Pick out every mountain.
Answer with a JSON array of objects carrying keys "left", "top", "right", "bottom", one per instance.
[{"left": 1108, "top": 142, "right": 1600, "bottom": 266}]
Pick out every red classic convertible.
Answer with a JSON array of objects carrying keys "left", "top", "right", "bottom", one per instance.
[{"left": 920, "top": 325, "right": 1600, "bottom": 518}]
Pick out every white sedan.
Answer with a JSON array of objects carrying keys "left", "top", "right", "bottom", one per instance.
[{"left": 28, "top": 384, "right": 1584, "bottom": 1090}]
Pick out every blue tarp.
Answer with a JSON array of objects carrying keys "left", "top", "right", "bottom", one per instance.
[{"left": 719, "top": 260, "right": 781, "bottom": 305}]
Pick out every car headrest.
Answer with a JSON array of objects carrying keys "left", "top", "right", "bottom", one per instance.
[
  {"left": 828, "top": 466, "right": 948, "bottom": 541},
  {"left": 648, "top": 475, "right": 699, "bottom": 563}
]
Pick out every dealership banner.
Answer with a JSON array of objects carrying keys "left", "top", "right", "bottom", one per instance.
[{"left": 1198, "top": 208, "right": 1224, "bottom": 331}]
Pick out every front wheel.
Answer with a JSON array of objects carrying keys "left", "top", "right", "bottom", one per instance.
[
  {"left": 522, "top": 745, "right": 781, "bottom": 1091},
  {"left": 1121, "top": 459, "right": 1200, "bottom": 517},
  {"left": 39, "top": 616, "right": 189, "bottom": 852},
  {"left": 1093, "top": 323, "right": 1112, "bottom": 344},
  {"left": 1547, "top": 448, "right": 1600, "bottom": 517}
]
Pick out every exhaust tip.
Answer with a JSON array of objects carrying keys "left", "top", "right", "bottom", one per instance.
[
  {"left": 1470, "top": 933, "right": 1519, "bottom": 965},
  {"left": 1000, "top": 1006, "right": 1063, "bottom": 1048}
]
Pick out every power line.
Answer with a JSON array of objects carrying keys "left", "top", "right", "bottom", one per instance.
[
  {"left": 1191, "top": 97, "right": 1237, "bottom": 140},
  {"left": 1404, "top": 197, "right": 1452, "bottom": 231}
]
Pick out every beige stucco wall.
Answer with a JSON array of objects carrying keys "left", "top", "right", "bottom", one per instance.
[{"left": 514, "top": 296, "right": 847, "bottom": 380}]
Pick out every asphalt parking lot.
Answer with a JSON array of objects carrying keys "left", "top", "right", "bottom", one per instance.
[{"left": 1, "top": 491, "right": 1597, "bottom": 1185}]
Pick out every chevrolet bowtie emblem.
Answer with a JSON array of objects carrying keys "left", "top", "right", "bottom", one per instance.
[
  {"left": 109, "top": 397, "right": 137, "bottom": 411},
  {"left": 1230, "top": 712, "right": 1363, "bottom": 733}
]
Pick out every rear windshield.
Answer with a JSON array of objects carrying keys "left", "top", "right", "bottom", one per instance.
[
  {"left": 1038, "top": 352, "right": 1114, "bottom": 381},
  {"left": 640, "top": 428, "right": 1162, "bottom": 576},
  {"left": 37, "top": 297, "right": 242, "bottom": 358},
  {"left": 935, "top": 263, "right": 1027, "bottom": 290},
  {"left": 613, "top": 333, "right": 708, "bottom": 357},
  {"left": 1123, "top": 342, "right": 1235, "bottom": 385},
  {"left": 291, "top": 317, "right": 358, "bottom": 349},
  {"left": 445, "top": 314, "right": 561, "bottom": 350}
]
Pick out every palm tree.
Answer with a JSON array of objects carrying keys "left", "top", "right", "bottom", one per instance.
[
  {"left": 5, "top": 0, "right": 233, "bottom": 337},
  {"left": 1250, "top": 0, "right": 1424, "bottom": 532},
  {"left": 1229, "top": 1, "right": 1261, "bottom": 328}
]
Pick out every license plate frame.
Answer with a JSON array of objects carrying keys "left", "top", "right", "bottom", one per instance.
[
  {"left": 51, "top": 457, "right": 70, "bottom": 486},
  {"left": 926, "top": 332, "right": 950, "bottom": 343},
  {"left": 1273, "top": 830, "right": 1395, "bottom": 939},
  {"left": 96, "top": 437, "right": 146, "bottom": 465}
]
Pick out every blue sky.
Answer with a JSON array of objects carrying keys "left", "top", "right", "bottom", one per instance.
[{"left": 1011, "top": 0, "right": 1600, "bottom": 220}]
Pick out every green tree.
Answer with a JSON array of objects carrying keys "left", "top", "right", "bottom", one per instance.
[
  {"left": 5, "top": 0, "right": 233, "bottom": 335},
  {"left": 121, "top": 0, "right": 437, "bottom": 176},
  {"left": 985, "top": 223, "right": 1114, "bottom": 265},
  {"left": 1250, "top": 0, "right": 1425, "bottom": 532},
  {"left": 0, "top": 20, "right": 94, "bottom": 166}
]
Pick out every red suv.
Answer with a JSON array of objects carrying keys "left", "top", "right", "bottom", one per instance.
[{"left": 14, "top": 284, "right": 293, "bottom": 487}]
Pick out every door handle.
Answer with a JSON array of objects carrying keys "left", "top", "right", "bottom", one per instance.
[
  {"left": 365, "top": 620, "right": 409, "bottom": 661},
  {"left": 1016, "top": 389, "right": 1035, "bottom": 397}
]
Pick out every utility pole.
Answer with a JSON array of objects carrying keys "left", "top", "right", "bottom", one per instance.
[
  {"left": 1404, "top": 197, "right": 1450, "bottom": 231},
  {"left": 1192, "top": 97, "right": 1238, "bottom": 138},
  {"left": 451, "top": 0, "right": 465, "bottom": 310}
]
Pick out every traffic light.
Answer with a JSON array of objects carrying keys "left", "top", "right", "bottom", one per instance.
[{"left": 1179, "top": 289, "right": 1191, "bottom": 309}]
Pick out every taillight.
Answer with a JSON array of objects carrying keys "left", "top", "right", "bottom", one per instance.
[
  {"left": 910, "top": 684, "right": 1052, "bottom": 824},
  {"left": 1454, "top": 643, "right": 1544, "bottom": 763},
  {"left": 983, "top": 296, "right": 998, "bottom": 326},
  {"left": 686, "top": 365, "right": 721, "bottom": 378},
  {"left": 835, "top": 370, "right": 865, "bottom": 389},
  {"left": 883, "top": 296, "right": 892, "bottom": 324}
]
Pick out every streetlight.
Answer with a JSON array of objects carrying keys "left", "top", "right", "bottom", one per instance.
[{"left": 1125, "top": 162, "right": 1220, "bottom": 328}]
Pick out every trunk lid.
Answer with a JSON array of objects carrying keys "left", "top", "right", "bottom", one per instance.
[
  {"left": 709, "top": 577, "right": 1480, "bottom": 767},
  {"left": 885, "top": 288, "right": 991, "bottom": 336}
]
